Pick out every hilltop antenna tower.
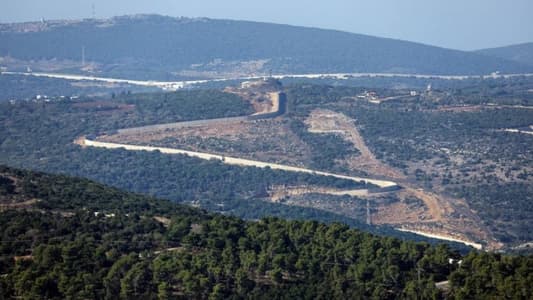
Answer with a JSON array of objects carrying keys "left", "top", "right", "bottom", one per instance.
[{"left": 92, "top": 3, "right": 96, "bottom": 19}]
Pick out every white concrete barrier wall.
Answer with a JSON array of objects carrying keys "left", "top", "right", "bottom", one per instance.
[{"left": 84, "top": 139, "right": 398, "bottom": 188}]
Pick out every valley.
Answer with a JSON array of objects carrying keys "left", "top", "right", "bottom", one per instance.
[
  {"left": 1, "top": 10, "right": 532, "bottom": 300},
  {"left": 72, "top": 78, "right": 524, "bottom": 251}
]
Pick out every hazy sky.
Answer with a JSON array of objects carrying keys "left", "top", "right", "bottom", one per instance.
[{"left": 1, "top": 0, "right": 532, "bottom": 50}]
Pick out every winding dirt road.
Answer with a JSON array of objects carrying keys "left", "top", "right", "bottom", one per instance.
[{"left": 74, "top": 86, "right": 497, "bottom": 249}]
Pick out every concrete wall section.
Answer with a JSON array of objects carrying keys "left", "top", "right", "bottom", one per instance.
[{"left": 83, "top": 138, "right": 398, "bottom": 189}]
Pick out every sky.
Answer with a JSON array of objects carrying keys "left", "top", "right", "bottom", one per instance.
[{"left": 1, "top": 0, "right": 532, "bottom": 51}]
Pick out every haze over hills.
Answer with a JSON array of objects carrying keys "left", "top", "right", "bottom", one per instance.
[
  {"left": 1, "top": 14, "right": 532, "bottom": 80},
  {"left": 476, "top": 42, "right": 533, "bottom": 67},
  {"left": 1, "top": 6, "right": 533, "bottom": 299}
]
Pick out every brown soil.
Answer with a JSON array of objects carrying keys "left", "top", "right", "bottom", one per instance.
[
  {"left": 372, "top": 201, "right": 429, "bottom": 224},
  {"left": 268, "top": 185, "right": 370, "bottom": 202},
  {"left": 304, "top": 109, "right": 405, "bottom": 180},
  {"left": 0, "top": 198, "right": 39, "bottom": 211},
  {"left": 302, "top": 109, "right": 500, "bottom": 249},
  {"left": 102, "top": 119, "right": 313, "bottom": 167},
  {"left": 224, "top": 79, "right": 281, "bottom": 114},
  {"left": 91, "top": 88, "right": 501, "bottom": 249}
]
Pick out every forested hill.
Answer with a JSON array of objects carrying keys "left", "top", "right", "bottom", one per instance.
[
  {"left": 1, "top": 14, "right": 532, "bottom": 79},
  {"left": 476, "top": 42, "right": 533, "bottom": 66},
  {"left": 0, "top": 165, "right": 532, "bottom": 299}
]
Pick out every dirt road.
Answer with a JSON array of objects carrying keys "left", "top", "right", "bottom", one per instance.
[
  {"left": 76, "top": 92, "right": 497, "bottom": 249},
  {"left": 305, "top": 109, "right": 405, "bottom": 179}
]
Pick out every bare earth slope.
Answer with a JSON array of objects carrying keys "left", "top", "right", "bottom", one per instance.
[{"left": 78, "top": 81, "right": 501, "bottom": 250}]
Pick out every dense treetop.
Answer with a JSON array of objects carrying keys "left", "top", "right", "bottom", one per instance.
[{"left": 0, "top": 165, "right": 531, "bottom": 299}]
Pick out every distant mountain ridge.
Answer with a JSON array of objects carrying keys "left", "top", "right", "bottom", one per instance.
[
  {"left": 476, "top": 42, "right": 533, "bottom": 66},
  {"left": 1, "top": 14, "right": 531, "bottom": 79}
]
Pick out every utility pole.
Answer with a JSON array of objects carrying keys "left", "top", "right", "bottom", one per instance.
[
  {"left": 416, "top": 264, "right": 421, "bottom": 300},
  {"left": 81, "top": 46, "right": 85, "bottom": 68}
]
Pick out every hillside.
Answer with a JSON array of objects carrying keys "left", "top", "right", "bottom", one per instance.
[
  {"left": 1, "top": 78, "right": 533, "bottom": 250},
  {"left": 476, "top": 42, "right": 533, "bottom": 66},
  {"left": 1, "top": 165, "right": 532, "bottom": 299},
  {"left": 1, "top": 15, "right": 532, "bottom": 80},
  {"left": 0, "top": 88, "right": 406, "bottom": 240}
]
